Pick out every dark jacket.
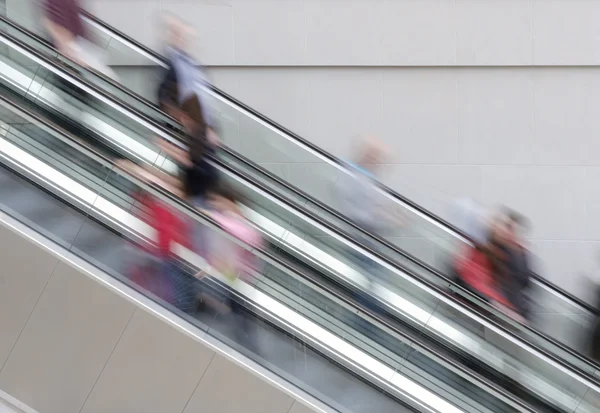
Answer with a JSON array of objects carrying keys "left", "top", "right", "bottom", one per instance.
[{"left": 504, "top": 246, "right": 532, "bottom": 318}]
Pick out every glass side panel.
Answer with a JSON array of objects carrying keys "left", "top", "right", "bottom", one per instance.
[{"left": 0, "top": 98, "right": 527, "bottom": 413}]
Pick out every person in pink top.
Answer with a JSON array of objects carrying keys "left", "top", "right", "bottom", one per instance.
[{"left": 197, "top": 184, "right": 262, "bottom": 351}]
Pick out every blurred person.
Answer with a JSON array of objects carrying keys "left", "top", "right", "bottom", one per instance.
[
  {"left": 338, "top": 137, "right": 400, "bottom": 267},
  {"left": 41, "top": 0, "right": 89, "bottom": 101},
  {"left": 337, "top": 137, "right": 403, "bottom": 340},
  {"left": 502, "top": 210, "right": 533, "bottom": 321},
  {"left": 117, "top": 159, "right": 197, "bottom": 312},
  {"left": 452, "top": 201, "right": 516, "bottom": 315},
  {"left": 41, "top": 0, "right": 87, "bottom": 62},
  {"left": 196, "top": 183, "right": 263, "bottom": 351},
  {"left": 158, "top": 15, "right": 215, "bottom": 137},
  {"left": 41, "top": 0, "right": 116, "bottom": 104},
  {"left": 157, "top": 94, "right": 219, "bottom": 208}
]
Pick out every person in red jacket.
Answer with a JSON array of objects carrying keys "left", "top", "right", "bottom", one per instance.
[
  {"left": 452, "top": 202, "right": 520, "bottom": 319},
  {"left": 118, "top": 160, "right": 197, "bottom": 311}
]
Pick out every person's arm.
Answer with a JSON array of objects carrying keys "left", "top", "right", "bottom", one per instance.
[
  {"left": 43, "top": 18, "right": 75, "bottom": 56},
  {"left": 156, "top": 138, "right": 192, "bottom": 168},
  {"left": 115, "top": 160, "right": 184, "bottom": 198}
]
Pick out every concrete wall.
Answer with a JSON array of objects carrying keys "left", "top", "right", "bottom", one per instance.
[{"left": 8, "top": 0, "right": 600, "bottom": 303}]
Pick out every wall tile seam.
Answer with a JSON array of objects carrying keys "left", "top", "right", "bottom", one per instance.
[
  {"left": 77, "top": 308, "right": 137, "bottom": 413},
  {"left": 0, "top": 258, "right": 60, "bottom": 375},
  {"left": 180, "top": 351, "right": 218, "bottom": 413}
]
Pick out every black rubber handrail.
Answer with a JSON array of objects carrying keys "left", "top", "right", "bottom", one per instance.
[
  {"left": 0, "top": 92, "right": 540, "bottom": 413},
  {"left": 3, "top": 18, "right": 600, "bottom": 379},
  {"left": 78, "top": 10, "right": 600, "bottom": 317}
]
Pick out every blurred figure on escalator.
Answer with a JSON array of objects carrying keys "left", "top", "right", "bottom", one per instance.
[
  {"left": 196, "top": 183, "right": 263, "bottom": 351},
  {"left": 338, "top": 137, "right": 395, "bottom": 265},
  {"left": 41, "top": 0, "right": 86, "bottom": 62},
  {"left": 156, "top": 93, "right": 219, "bottom": 265},
  {"left": 157, "top": 15, "right": 216, "bottom": 139},
  {"left": 452, "top": 201, "right": 518, "bottom": 318},
  {"left": 157, "top": 94, "right": 219, "bottom": 208},
  {"left": 500, "top": 210, "right": 533, "bottom": 322},
  {"left": 117, "top": 157, "right": 196, "bottom": 312},
  {"left": 41, "top": 0, "right": 116, "bottom": 79},
  {"left": 336, "top": 137, "right": 404, "bottom": 339}
]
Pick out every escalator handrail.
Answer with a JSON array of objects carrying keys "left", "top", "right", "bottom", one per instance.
[
  {"left": 2, "top": 24, "right": 600, "bottom": 382},
  {"left": 0, "top": 93, "right": 529, "bottom": 413},
  {"left": 77, "top": 10, "right": 600, "bottom": 317}
]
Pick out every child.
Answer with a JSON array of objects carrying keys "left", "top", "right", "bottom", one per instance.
[
  {"left": 117, "top": 159, "right": 196, "bottom": 312},
  {"left": 198, "top": 183, "right": 262, "bottom": 350}
]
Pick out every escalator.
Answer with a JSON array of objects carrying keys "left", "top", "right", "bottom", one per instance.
[
  {"left": 0, "top": 12, "right": 599, "bottom": 413},
  {"left": 33, "top": 10, "right": 600, "bottom": 368},
  {"left": 0, "top": 80, "right": 546, "bottom": 413}
]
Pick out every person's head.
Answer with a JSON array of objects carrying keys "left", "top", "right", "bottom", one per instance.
[
  {"left": 164, "top": 14, "right": 188, "bottom": 50},
  {"left": 354, "top": 136, "right": 385, "bottom": 172}
]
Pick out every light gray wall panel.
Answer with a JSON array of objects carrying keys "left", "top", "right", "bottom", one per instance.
[
  {"left": 532, "top": 69, "right": 600, "bottom": 166},
  {"left": 381, "top": 164, "right": 484, "bottom": 221},
  {"left": 455, "top": 0, "right": 533, "bottom": 66},
  {"left": 0, "top": 224, "right": 58, "bottom": 370},
  {"left": 303, "top": 0, "right": 386, "bottom": 66},
  {"left": 307, "top": 68, "right": 383, "bottom": 156},
  {"left": 233, "top": 0, "right": 305, "bottom": 66},
  {"left": 532, "top": 0, "right": 600, "bottom": 65},
  {"left": 381, "top": 69, "right": 458, "bottom": 165},
  {"left": 584, "top": 167, "right": 600, "bottom": 242},
  {"left": 531, "top": 240, "right": 598, "bottom": 303},
  {"left": 87, "top": 0, "right": 162, "bottom": 52},
  {"left": 166, "top": 1, "right": 235, "bottom": 65},
  {"left": 481, "top": 166, "right": 587, "bottom": 241},
  {"left": 0, "top": 261, "right": 136, "bottom": 413},
  {"left": 234, "top": 68, "right": 312, "bottom": 139},
  {"left": 382, "top": 0, "right": 456, "bottom": 66},
  {"left": 80, "top": 309, "right": 215, "bottom": 413},
  {"left": 183, "top": 353, "right": 295, "bottom": 413},
  {"left": 457, "top": 69, "right": 534, "bottom": 165}
]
